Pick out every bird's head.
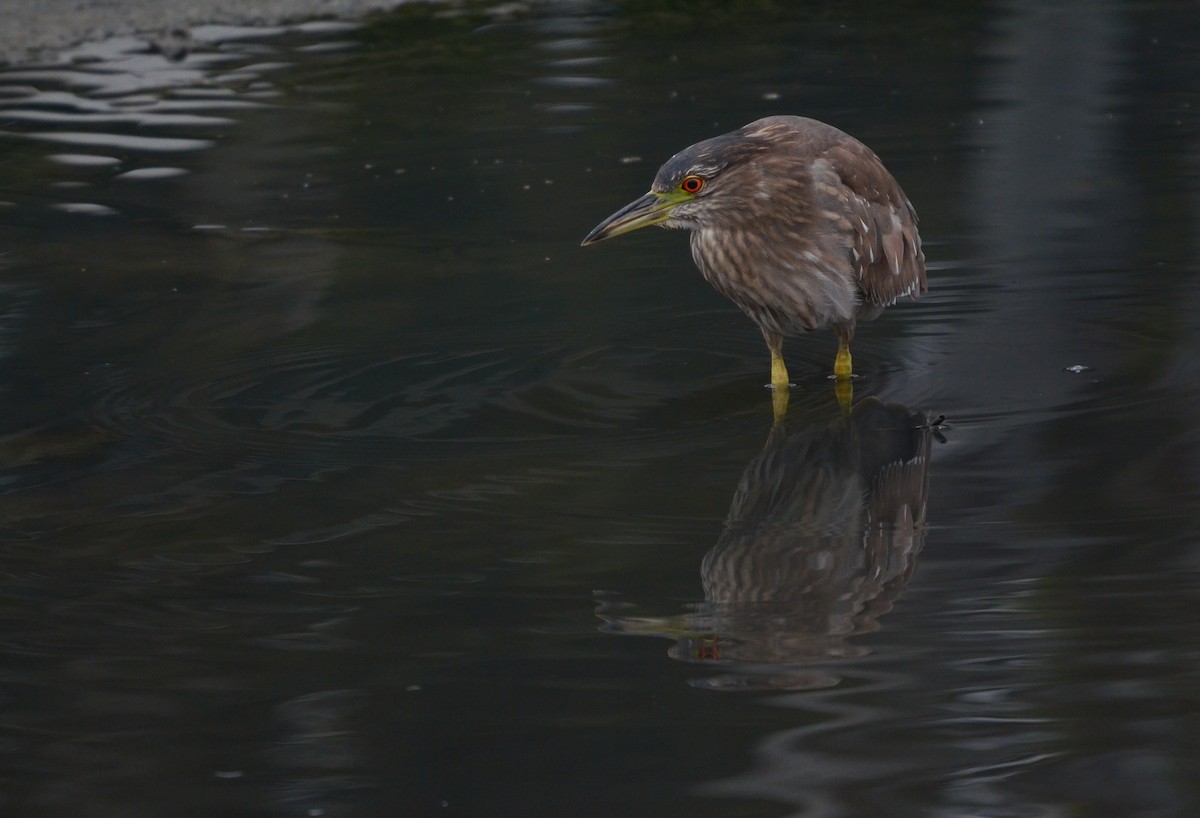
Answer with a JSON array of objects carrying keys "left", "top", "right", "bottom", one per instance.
[{"left": 581, "top": 130, "right": 774, "bottom": 246}]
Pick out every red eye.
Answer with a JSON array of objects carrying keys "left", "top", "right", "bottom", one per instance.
[{"left": 681, "top": 175, "right": 704, "bottom": 194}]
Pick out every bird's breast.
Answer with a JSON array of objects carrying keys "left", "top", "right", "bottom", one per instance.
[{"left": 690, "top": 227, "right": 858, "bottom": 335}]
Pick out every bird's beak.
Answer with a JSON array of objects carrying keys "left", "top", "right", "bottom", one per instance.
[{"left": 580, "top": 190, "right": 683, "bottom": 246}]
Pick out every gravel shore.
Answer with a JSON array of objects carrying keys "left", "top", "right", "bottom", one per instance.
[{"left": 0, "top": 0, "right": 420, "bottom": 65}]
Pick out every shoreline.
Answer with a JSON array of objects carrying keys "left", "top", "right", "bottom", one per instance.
[{"left": 0, "top": 0, "right": 420, "bottom": 65}]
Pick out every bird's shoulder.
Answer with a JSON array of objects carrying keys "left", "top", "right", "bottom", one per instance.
[
  {"left": 814, "top": 136, "right": 908, "bottom": 212},
  {"left": 742, "top": 116, "right": 902, "bottom": 205}
]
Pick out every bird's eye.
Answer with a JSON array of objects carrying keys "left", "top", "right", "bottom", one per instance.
[{"left": 680, "top": 175, "right": 704, "bottom": 194}]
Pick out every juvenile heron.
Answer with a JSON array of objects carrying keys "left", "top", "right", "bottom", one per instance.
[{"left": 581, "top": 116, "right": 926, "bottom": 408}]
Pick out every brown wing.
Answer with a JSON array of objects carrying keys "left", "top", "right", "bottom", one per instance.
[{"left": 823, "top": 141, "right": 926, "bottom": 308}]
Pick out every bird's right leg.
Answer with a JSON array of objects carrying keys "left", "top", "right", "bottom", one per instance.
[
  {"left": 763, "top": 331, "right": 790, "bottom": 422},
  {"left": 763, "top": 331, "right": 789, "bottom": 389},
  {"left": 833, "top": 324, "right": 855, "bottom": 381}
]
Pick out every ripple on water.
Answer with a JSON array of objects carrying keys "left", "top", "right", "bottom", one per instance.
[
  {"left": 535, "top": 75, "right": 613, "bottom": 89},
  {"left": 52, "top": 202, "right": 118, "bottom": 215},
  {"left": 63, "top": 320, "right": 792, "bottom": 486},
  {"left": 114, "top": 166, "right": 190, "bottom": 180},
  {"left": 47, "top": 152, "right": 122, "bottom": 167},
  {"left": 0, "top": 21, "right": 363, "bottom": 221},
  {"left": 0, "top": 108, "right": 234, "bottom": 127},
  {"left": 21, "top": 131, "right": 214, "bottom": 152}
]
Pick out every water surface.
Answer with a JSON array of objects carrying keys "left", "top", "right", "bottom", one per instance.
[{"left": 1, "top": 2, "right": 1199, "bottom": 816}]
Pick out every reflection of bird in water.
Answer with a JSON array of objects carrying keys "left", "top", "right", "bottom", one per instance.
[
  {"left": 599, "top": 398, "right": 936, "bottom": 690},
  {"left": 582, "top": 116, "right": 926, "bottom": 417}
]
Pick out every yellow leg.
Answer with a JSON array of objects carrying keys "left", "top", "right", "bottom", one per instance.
[
  {"left": 770, "top": 349, "right": 789, "bottom": 389},
  {"left": 833, "top": 341, "right": 853, "bottom": 380},
  {"left": 771, "top": 383, "right": 789, "bottom": 422},
  {"left": 767, "top": 340, "right": 790, "bottom": 422}
]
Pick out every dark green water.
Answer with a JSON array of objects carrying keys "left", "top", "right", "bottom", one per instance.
[{"left": 1, "top": 2, "right": 1198, "bottom": 816}]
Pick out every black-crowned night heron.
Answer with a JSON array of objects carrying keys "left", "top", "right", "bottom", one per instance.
[{"left": 582, "top": 115, "right": 926, "bottom": 412}]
